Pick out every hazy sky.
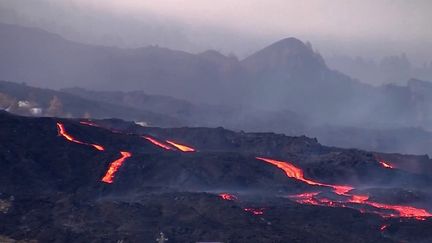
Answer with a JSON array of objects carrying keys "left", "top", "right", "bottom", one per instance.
[
  {"left": 1, "top": 0, "right": 431, "bottom": 64},
  {"left": 97, "top": 0, "right": 431, "bottom": 41}
]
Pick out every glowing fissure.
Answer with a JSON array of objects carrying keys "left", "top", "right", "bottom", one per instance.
[
  {"left": 57, "top": 122, "right": 104, "bottom": 151},
  {"left": 143, "top": 136, "right": 173, "bottom": 150},
  {"left": 144, "top": 136, "right": 196, "bottom": 152},
  {"left": 101, "top": 151, "right": 132, "bottom": 184},
  {"left": 256, "top": 157, "right": 353, "bottom": 195},
  {"left": 219, "top": 193, "right": 237, "bottom": 201},
  {"left": 257, "top": 157, "right": 432, "bottom": 219},
  {"left": 166, "top": 140, "right": 195, "bottom": 152},
  {"left": 379, "top": 160, "right": 395, "bottom": 169}
]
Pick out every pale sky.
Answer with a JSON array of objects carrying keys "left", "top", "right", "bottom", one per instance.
[
  {"left": 84, "top": 0, "right": 432, "bottom": 42},
  {"left": 1, "top": 0, "right": 431, "bottom": 63}
]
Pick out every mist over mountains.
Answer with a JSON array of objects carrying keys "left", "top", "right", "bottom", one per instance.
[
  {"left": 1, "top": 22, "right": 432, "bottom": 156},
  {"left": 327, "top": 54, "right": 432, "bottom": 85}
]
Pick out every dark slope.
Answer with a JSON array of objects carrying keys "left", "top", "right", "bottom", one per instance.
[{"left": 1, "top": 112, "right": 432, "bottom": 242}]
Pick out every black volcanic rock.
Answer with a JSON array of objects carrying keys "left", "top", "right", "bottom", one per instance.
[{"left": 1, "top": 112, "right": 432, "bottom": 242}]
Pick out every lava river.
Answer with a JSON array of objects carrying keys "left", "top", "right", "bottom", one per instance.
[
  {"left": 379, "top": 160, "right": 395, "bottom": 169},
  {"left": 256, "top": 157, "right": 432, "bottom": 219},
  {"left": 219, "top": 193, "right": 238, "bottom": 201},
  {"left": 57, "top": 122, "right": 132, "bottom": 184},
  {"left": 101, "top": 151, "right": 132, "bottom": 184},
  {"left": 57, "top": 121, "right": 430, "bottom": 218},
  {"left": 57, "top": 122, "right": 104, "bottom": 151},
  {"left": 144, "top": 136, "right": 195, "bottom": 152},
  {"left": 166, "top": 140, "right": 195, "bottom": 152}
]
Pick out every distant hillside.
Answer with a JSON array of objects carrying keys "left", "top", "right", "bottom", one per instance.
[
  {"left": 0, "top": 22, "right": 245, "bottom": 105},
  {"left": 62, "top": 86, "right": 432, "bottom": 156},
  {"left": 2, "top": 23, "right": 432, "bottom": 142},
  {"left": 0, "top": 80, "right": 183, "bottom": 126},
  {"left": 2, "top": 79, "right": 432, "bottom": 156},
  {"left": 61, "top": 86, "right": 308, "bottom": 133},
  {"left": 0, "top": 23, "right": 370, "bottom": 112}
]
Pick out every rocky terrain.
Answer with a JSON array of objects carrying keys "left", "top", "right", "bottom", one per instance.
[{"left": 1, "top": 111, "right": 432, "bottom": 242}]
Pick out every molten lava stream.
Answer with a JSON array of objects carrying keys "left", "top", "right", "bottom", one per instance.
[
  {"left": 219, "top": 193, "right": 237, "bottom": 201},
  {"left": 256, "top": 157, "right": 353, "bottom": 195},
  {"left": 57, "top": 122, "right": 104, "bottom": 151},
  {"left": 143, "top": 136, "right": 173, "bottom": 150},
  {"left": 101, "top": 151, "right": 132, "bottom": 184},
  {"left": 378, "top": 160, "right": 395, "bottom": 169},
  {"left": 257, "top": 157, "right": 432, "bottom": 219},
  {"left": 166, "top": 140, "right": 195, "bottom": 152}
]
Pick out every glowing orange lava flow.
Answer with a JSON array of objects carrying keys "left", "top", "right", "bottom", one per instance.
[
  {"left": 57, "top": 122, "right": 104, "bottom": 151},
  {"left": 256, "top": 157, "right": 353, "bottom": 195},
  {"left": 219, "top": 193, "right": 237, "bottom": 201},
  {"left": 166, "top": 140, "right": 195, "bottom": 152},
  {"left": 257, "top": 157, "right": 432, "bottom": 219},
  {"left": 101, "top": 151, "right": 132, "bottom": 184},
  {"left": 379, "top": 160, "right": 394, "bottom": 169},
  {"left": 143, "top": 136, "right": 173, "bottom": 150},
  {"left": 362, "top": 197, "right": 432, "bottom": 218}
]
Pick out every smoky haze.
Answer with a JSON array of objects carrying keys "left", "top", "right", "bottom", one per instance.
[
  {"left": 1, "top": 0, "right": 432, "bottom": 157},
  {"left": 1, "top": 0, "right": 432, "bottom": 64}
]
